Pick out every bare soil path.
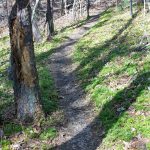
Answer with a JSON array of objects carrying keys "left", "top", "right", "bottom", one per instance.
[{"left": 49, "top": 11, "right": 104, "bottom": 150}]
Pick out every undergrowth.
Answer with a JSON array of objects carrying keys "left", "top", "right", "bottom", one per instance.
[{"left": 74, "top": 7, "right": 150, "bottom": 149}]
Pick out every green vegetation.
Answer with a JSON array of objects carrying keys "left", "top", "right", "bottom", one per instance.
[
  {"left": 0, "top": 4, "right": 150, "bottom": 150},
  {"left": 74, "top": 7, "right": 150, "bottom": 149},
  {"left": 40, "top": 127, "right": 57, "bottom": 140},
  {"left": 0, "top": 36, "right": 12, "bottom": 116},
  {"left": 0, "top": 28, "right": 72, "bottom": 148},
  {"left": 3, "top": 123, "right": 22, "bottom": 136},
  {"left": 0, "top": 140, "right": 11, "bottom": 150}
]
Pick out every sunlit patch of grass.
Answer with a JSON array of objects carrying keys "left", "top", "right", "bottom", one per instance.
[
  {"left": 0, "top": 36, "right": 13, "bottom": 121},
  {"left": 74, "top": 7, "right": 150, "bottom": 149},
  {"left": 38, "top": 66, "right": 58, "bottom": 114}
]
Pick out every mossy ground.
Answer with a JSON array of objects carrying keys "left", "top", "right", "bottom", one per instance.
[{"left": 74, "top": 7, "right": 150, "bottom": 149}]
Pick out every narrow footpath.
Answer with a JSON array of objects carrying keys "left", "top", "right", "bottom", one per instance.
[{"left": 49, "top": 11, "right": 104, "bottom": 150}]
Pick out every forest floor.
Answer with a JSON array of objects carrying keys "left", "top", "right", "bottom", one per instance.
[
  {"left": 48, "top": 6, "right": 150, "bottom": 150},
  {"left": 72, "top": 7, "right": 150, "bottom": 150},
  {"left": 0, "top": 2, "right": 150, "bottom": 150},
  {"left": 0, "top": 6, "right": 107, "bottom": 150}
]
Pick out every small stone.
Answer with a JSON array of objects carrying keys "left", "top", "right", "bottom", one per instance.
[
  {"left": 59, "top": 96, "right": 64, "bottom": 99},
  {"left": 131, "top": 127, "right": 136, "bottom": 132},
  {"left": 117, "top": 107, "right": 125, "bottom": 112}
]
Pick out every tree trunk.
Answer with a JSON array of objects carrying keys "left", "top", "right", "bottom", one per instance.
[
  {"left": 73, "top": 0, "right": 76, "bottom": 20},
  {"left": 130, "top": 0, "right": 133, "bottom": 17},
  {"left": 61, "top": 0, "right": 65, "bottom": 15},
  {"left": 87, "top": 0, "right": 90, "bottom": 18},
  {"left": 144, "top": 0, "right": 146, "bottom": 15},
  {"left": 9, "top": 0, "right": 43, "bottom": 124},
  {"left": 31, "top": 0, "right": 42, "bottom": 42},
  {"left": 46, "top": 0, "right": 54, "bottom": 40},
  {"left": 32, "top": 20, "right": 42, "bottom": 42},
  {"left": 65, "top": 0, "right": 67, "bottom": 15}
]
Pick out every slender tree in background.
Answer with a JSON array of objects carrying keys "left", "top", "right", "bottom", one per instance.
[
  {"left": 46, "top": 0, "right": 54, "bottom": 40},
  {"left": 116, "top": 0, "right": 121, "bottom": 9},
  {"left": 144, "top": 0, "right": 146, "bottom": 15},
  {"left": 31, "top": 0, "right": 42, "bottom": 42},
  {"left": 130, "top": 0, "right": 133, "bottom": 17},
  {"left": 116, "top": 0, "right": 118, "bottom": 7},
  {"left": 87, "top": 0, "right": 90, "bottom": 18},
  {"left": 32, "top": 20, "right": 42, "bottom": 42},
  {"left": 9, "top": 0, "right": 43, "bottom": 123},
  {"left": 64, "top": 0, "right": 68, "bottom": 15},
  {"left": 61, "top": 0, "right": 65, "bottom": 15},
  {"left": 137, "top": 0, "right": 144, "bottom": 11}
]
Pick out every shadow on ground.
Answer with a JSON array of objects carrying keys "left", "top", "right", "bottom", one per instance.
[
  {"left": 50, "top": 9, "right": 150, "bottom": 149},
  {"left": 75, "top": 11, "right": 139, "bottom": 86},
  {"left": 52, "top": 71, "right": 149, "bottom": 150}
]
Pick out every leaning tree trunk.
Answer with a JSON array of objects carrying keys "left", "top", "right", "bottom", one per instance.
[
  {"left": 46, "top": 0, "right": 54, "bottom": 40},
  {"left": 9, "top": 0, "right": 43, "bottom": 123}
]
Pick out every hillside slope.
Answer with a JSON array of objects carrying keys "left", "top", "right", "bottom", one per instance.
[{"left": 74, "top": 7, "right": 150, "bottom": 149}]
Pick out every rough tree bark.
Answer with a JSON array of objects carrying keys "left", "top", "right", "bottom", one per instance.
[
  {"left": 9, "top": 0, "right": 43, "bottom": 123},
  {"left": 46, "top": 0, "right": 54, "bottom": 40}
]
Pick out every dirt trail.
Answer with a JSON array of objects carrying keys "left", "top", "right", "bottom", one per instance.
[{"left": 49, "top": 11, "right": 104, "bottom": 150}]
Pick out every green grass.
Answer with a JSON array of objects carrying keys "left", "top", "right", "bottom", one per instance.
[
  {"left": 38, "top": 66, "right": 58, "bottom": 114},
  {"left": 1, "top": 6, "right": 150, "bottom": 149},
  {"left": 74, "top": 7, "right": 150, "bottom": 149},
  {"left": 39, "top": 127, "right": 57, "bottom": 140},
  {"left": 3, "top": 123, "right": 22, "bottom": 136},
  {"left": 0, "top": 140, "right": 11, "bottom": 150},
  {"left": 0, "top": 36, "right": 12, "bottom": 117},
  {"left": 0, "top": 27, "right": 72, "bottom": 148}
]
